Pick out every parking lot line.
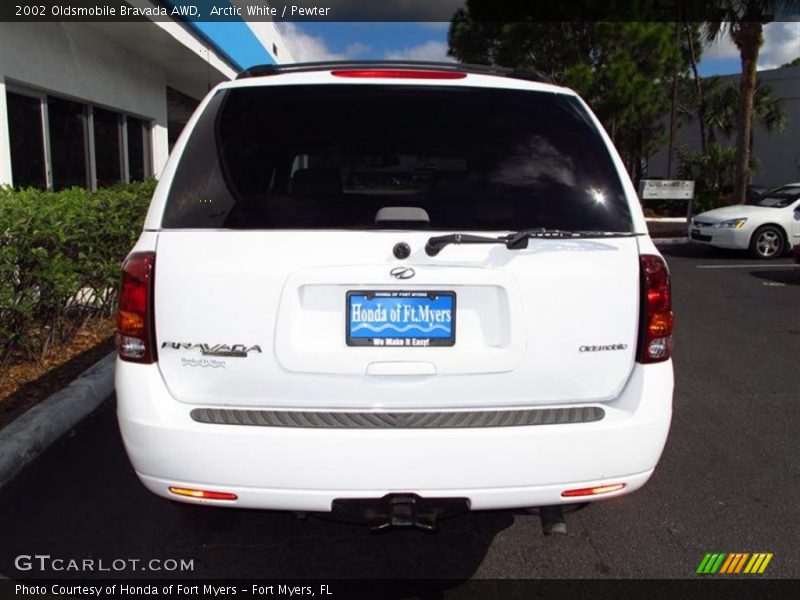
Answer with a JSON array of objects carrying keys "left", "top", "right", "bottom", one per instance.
[{"left": 695, "top": 264, "right": 799, "bottom": 269}]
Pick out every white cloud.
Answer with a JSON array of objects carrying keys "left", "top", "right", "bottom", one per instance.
[
  {"left": 384, "top": 40, "right": 454, "bottom": 62},
  {"left": 701, "top": 21, "right": 800, "bottom": 70},
  {"left": 757, "top": 21, "right": 800, "bottom": 69},
  {"left": 276, "top": 23, "right": 345, "bottom": 62},
  {"left": 275, "top": 25, "right": 379, "bottom": 63},
  {"left": 343, "top": 42, "right": 371, "bottom": 57}
]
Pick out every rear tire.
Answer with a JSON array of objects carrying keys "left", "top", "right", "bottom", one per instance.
[{"left": 749, "top": 226, "right": 785, "bottom": 259}]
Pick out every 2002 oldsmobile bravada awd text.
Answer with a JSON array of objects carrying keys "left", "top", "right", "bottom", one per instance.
[{"left": 115, "top": 61, "right": 674, "bottom": 525}]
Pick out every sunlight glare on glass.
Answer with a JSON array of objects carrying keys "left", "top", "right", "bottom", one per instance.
[{"left": 589, "top": 187, "right": 606, "bottom": 204}]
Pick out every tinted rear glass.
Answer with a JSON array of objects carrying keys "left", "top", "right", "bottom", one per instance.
[{"left": 162, "top": 85, "right": 632, "bottom": 231}]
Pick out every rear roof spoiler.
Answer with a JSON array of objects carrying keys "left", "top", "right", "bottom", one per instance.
[{"left": 236, "top": 60, "right": 552, "bottom": 84}]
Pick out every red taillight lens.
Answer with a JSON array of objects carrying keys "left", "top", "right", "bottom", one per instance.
[
  {"left": 116, "top": 251, "right": 156, "bottom": 364},
  {"left": 169, "top": 487, "right": 238, "bottom": 501},
  {"left": 561, "top": 483, "right": 626, "bottom": 498},
  {"left": 331, "top": 69, "right": 467, "bottom": 79},
  {"left": 637, "top": 255, "right": 674, "bottom": 364}
]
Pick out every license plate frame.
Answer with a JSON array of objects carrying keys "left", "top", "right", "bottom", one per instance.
[{"left": 346, "top": 290, "right": 456, "bottom": 347}]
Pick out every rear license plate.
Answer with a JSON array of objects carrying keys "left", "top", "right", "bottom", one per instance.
[{"left": 346, "top": 290, "right": 456, "bottom": 347}]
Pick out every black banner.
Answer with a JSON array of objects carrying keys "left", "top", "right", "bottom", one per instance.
[
  {"left": 3, "top": 579, "right": 800, "bottom": 600},
  {"left": 1, "top": 0, "right": 799, "bottom": 23}
]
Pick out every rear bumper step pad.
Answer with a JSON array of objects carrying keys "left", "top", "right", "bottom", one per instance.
[{"left": 189, "top": 406, "right": 604, "bottom": 429}]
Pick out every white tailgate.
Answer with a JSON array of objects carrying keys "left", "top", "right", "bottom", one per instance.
[{"left": 154, "top": 231, "right": 640, "bottom": 410}]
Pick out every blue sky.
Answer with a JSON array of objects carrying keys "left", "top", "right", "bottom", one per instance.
[
  {"left": 697, "top": 21, "right": 800, "bottom": 75},
  {"left": 200, "top": 21, "right": 799, "bottom": 75},
  {"left": 192, "top": 22, "right": 275, "bottom": 68}
]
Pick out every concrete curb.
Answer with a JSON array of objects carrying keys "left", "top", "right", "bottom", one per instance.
[
  {"left": 653, "top": 237, "right": 689, "bottom": 246},
  {"left": 646, "top": 217, "right": 687, "bottom": 223},
  {"left": 0, "top": 352, "right": 116, "bottom": 489}
]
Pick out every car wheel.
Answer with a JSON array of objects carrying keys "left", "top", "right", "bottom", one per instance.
[{"left": 749, "top": 225, "right": 785, "bottom": 259}]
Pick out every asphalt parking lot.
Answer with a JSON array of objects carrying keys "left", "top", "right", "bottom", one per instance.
[{"left": 0, "top": 243, "right": 798, "bottom": 580}]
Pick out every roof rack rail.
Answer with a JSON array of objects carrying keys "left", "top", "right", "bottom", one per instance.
[{"left": 236, "top": 60, "right": 552, "bottom": 84}]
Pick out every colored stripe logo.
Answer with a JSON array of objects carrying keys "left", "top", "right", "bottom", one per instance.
[{"left": 696, "top": 553, "right": 773, "bottom": 574}]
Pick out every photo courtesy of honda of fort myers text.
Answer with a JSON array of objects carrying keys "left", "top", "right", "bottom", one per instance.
[
  {"left": 15, "top": 583, "right": 337, "bottom": 598},
  {"left": 0, "top": 0, "right": 798, "bottom": 598}
]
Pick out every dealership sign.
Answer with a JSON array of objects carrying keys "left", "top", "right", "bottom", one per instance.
[{"left": 639, "top": 180, "right": 695, "bottom": 200}]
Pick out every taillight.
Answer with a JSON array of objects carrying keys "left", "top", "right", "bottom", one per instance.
[
  {"left": 331, "top": 69, "right": 466, "bottom": 79},
  {"left": 116, "top": 251, "right": 156, "bottom": 363},
  {"left": 637, "top": 255, "right": 674, "bottom": 364}
]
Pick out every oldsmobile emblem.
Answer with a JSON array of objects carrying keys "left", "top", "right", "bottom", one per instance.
[{"left": 390, "top": 266, "right": 415, "bottom": 280}]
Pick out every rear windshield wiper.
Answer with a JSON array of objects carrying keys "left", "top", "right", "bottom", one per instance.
[{"left": 425, "top": 228, "right": 641, "bottom": 256}]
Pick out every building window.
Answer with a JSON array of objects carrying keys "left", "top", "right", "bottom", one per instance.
[
  {"left": 93, "top": 107, "right": 123, "bottom": 188},
  {"left": 48, "top": 96, "right": 89, "bottom": 190},
  {"left": 127, "top": 116, "right": 147, "bottom": 182},
  {"left": 5, "top": 86, "right": 153, "bottom": 190},
  {"left": 6, "top": 92, "right": 47, "bottom": 189}
]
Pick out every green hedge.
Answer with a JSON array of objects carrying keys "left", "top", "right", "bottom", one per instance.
[{"left": 0, "top": 180, "right": 156, "bottom": 363}]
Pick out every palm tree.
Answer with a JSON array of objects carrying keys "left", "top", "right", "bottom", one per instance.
[
  {"left": 699, "top": 79, "right": 787, "bottom": 147},
  {"left": 682, "top": 22, "right": 708, "bottom": 153},
  {"left": 677, "top": 78, "right": 785, "bottom": 207},
  {"left": 752, "top": 84, "right": 788, "bottom": 134},
  {"left": 701, "top": 1, "right": 795, "bottom": 203},
  {"left": 679, "top": 76, "right": 732, "bottom": 146}
]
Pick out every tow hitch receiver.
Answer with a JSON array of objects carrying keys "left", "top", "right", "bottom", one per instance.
[{"left": 331, "top": 494, "right": 470, "bottom": 532}]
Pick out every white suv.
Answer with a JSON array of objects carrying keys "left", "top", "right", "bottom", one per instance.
[{"left": 115, "top": 62, "right": 674, "bottom": 525}]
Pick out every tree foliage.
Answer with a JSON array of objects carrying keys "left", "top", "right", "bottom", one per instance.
[
  {"left": 681, "top": 76, "right": 787, "bottom": 144},
  {"left": 677, "top": 143, "right": 758, "bottom": 210},
  {"left": 677, "top": 55, "right": 786, "bottom": 210}
]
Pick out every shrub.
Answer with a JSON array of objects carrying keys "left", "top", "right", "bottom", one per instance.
[
  {"left": 642, "top": 207, "right": 658, "bottom": 218},
  {"left": 0, "top": 180, "right": 155, "bottom": 363},
  {"left": 677, "top": 143, "right": 760, "bottom": 212}
]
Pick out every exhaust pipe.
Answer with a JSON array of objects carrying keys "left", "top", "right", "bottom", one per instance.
[{"left": 539, "top": 505, "right": 567, "bottom": 535}]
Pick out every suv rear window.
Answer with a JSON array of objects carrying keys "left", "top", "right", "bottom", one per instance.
[{"left": 162, "top": 84, "right": 632, "bottom": 231}]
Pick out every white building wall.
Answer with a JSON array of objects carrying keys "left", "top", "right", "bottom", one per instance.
[{"left": 0, "top": 21, "right": 171, "bottom": 186}]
